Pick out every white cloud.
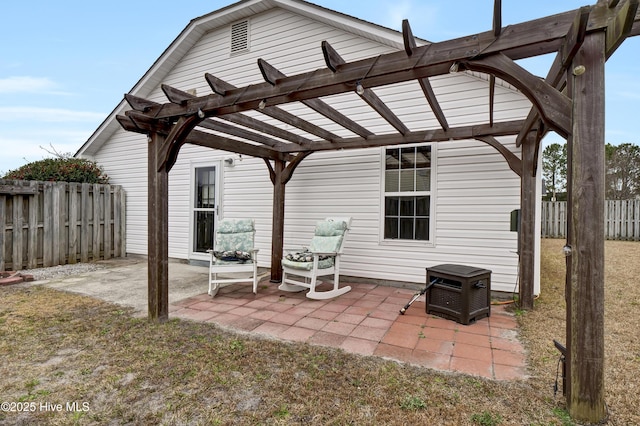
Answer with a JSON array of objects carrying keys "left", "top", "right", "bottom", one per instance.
[
  {"left": 0, "top": 106, "right": 105, "bottom": 122},
  {"left": 374, "top": 0, "right": 438, "bottom": 32},
  {"left": 0, "top": 76, "right": 57, "bottom": 93},
  {"left": 0, "top": 134, "right": 90, "bottom": 175}
]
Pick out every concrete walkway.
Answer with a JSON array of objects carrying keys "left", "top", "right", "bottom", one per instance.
[{"left": 41, "top": 256, "right": 210, "bottom": 316}]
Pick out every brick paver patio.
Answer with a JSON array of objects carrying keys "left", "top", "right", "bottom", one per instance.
[{"left": 171, "top": 280, "right": 527, "bottom": 381}]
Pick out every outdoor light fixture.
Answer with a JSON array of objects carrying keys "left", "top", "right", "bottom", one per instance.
[
  {"left": 197, "top": 109, "right": 205, "bottom": 119},
  {"left": 355, "top": 81, "right": 365, "bottom": 95},
  {"left": 258, "top": 99, "right": 267, "bottom": 110},
  {"left": 449, "top": 62, "right": 460, "bottom": 73},
  {"left": 573, "top": 65, "right": 586, "bottom": 76}
]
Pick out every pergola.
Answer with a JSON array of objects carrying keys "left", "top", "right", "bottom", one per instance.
[{"left": 117, "top": 0, "right": 639, "bottom": 421}]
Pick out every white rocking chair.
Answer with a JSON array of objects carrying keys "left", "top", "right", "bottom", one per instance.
[
  {"left": 279, "top": 217, "right": 352, "bottom": 300},
  {"left": 207, "top": 218, "right": 259, "bottom": 297}
]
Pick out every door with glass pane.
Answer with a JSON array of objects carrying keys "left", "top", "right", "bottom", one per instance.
[{"left": 192, "top": 165, "right": 219, "bottom": 257}]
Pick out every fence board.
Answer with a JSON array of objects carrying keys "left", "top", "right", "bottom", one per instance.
[
  {"left": 43, "top": 183, "right": 53, "bottom": 267},
  {"left": 0, "top": 195, "right": 5, "bottom": 271},
  {"left": 0, "top": 180, "right": 126, "bottom": 271},
  {"left": 543, "top": 200, "right": 639, "bottom": 241},
  {"left": 93, "top": 184, "right": 100, "bottom": 261},
  {"left": 68, "top": 183, "right": 78, "bottom": 264},
  {"left": 27, "top": 181, "right": 38, "bottom": 268},
  {"left": 104, "top": 186, "right": 111, "bottom": 259},
  {"left": 13, "top": 195, "right": 23, "bottom": 270},
  {"left": 81, "top": 183, "right": 90, "bottom": 263}
]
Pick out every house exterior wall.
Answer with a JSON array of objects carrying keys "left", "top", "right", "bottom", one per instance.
[{"left": 89, "top": 6, "right": 536, "bottom": 293}]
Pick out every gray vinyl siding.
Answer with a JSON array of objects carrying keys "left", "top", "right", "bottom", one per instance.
[{"left": 89, "top": 5, "right": 536, "bottom": 294}]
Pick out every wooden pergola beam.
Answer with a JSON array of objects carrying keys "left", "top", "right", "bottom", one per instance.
[
  {"left": 604, "top": 0, "right": 639, "bottom": 57},
  {"left": 566, "top": 29, "right": 607, "bottom": 422},
  {"left": 146, "top": 6, "right": 628, "bottom": 122},
  {"left": 322, "top": 41, "right": 409, "bottom": 135},
  {"left": 475, "top": 135, "right": 522, "bottom": 176},
  {"left": 516, "top": 6, "right": 591, "bottom": 147},
  {"left": 206, "top": 73, "right": 341, "bottom": 143},
  {"left": 464, "top": 54, "right": 571, "bottom": 137},
  {"left": 258, "top": 58, "right": 373, "bottom": 138},
  {"left": 162, "top": 84, "right": 301, "bottom": 150},
  {"left": 493, "top": 0, "right": 502, "bottom": 37},
  {"left": 135, "top": 4, "right": 639, "bottom": 125},
  {"left": 400, "top": 21, "right": 449, "bottom": 131},
  {"left": 122, "top": 111, "right": 291, "bottom": 162},
  {"left": 278, "top": 120, "right": 526, "bottom": 153}
]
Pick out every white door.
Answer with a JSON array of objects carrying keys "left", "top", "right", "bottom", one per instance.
[{"left": 190, "top": 164, "right": 220, "bottom": 261}]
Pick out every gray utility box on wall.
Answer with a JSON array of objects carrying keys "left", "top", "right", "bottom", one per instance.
[{"left": 425, "top": 264, "right": 492, "bottom": 325}]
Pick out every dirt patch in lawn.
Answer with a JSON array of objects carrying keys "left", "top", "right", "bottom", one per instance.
[{"left": 0, "top": 239, "right": 638, "bottom": 425}]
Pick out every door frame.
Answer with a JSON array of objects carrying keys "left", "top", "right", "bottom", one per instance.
[{"left": 188, "top": 160, "right": 222, "bottom": 262}]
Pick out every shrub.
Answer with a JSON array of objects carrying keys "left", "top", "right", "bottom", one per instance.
[{"left": 3, "top": 157, "right": 109, "bottom": 184}]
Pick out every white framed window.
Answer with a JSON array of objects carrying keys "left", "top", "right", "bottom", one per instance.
[{"left": 382, "top": 144, "right": 433, "bottom": 241}]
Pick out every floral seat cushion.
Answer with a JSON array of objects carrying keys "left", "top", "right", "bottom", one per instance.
[
  {"left": 212, "top": 250, "right": 252, "bottom": 263},
  {"left": 283, "top": 249, "right": 334, "bottom": 270}
]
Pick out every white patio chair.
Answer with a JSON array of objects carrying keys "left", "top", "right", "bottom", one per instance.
[
  {"left": 278, "top": 217, "right": 352, "bottom": 300},
  {"left": 207, "top": 218, "right": 259, "bottom": 297}
]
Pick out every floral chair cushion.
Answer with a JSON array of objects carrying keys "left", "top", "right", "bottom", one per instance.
[
  {"left": 308, "top": 219, "right": 347, "bottom": 254},
  {"left": 212, "top": 219, "right": 255, "bottom": 262},
  {"left": 283, "top": 249, "right": 333, "bottom": 270},
  {"left": 212, "top": 250, "right": 252, "bottom": 263}
]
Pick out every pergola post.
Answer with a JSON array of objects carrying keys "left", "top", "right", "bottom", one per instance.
[
  {"left": 270, "top": 159, "right": 286, "bottom": 283},
  {"left": 565, "top": 30, "right": 606, "bottom": 422},
  {"left": 147, "top": 132, "right": 170, "bottom": 321},
  {"left": 519, "top": 135, "right": 537, "bottom": 309}
]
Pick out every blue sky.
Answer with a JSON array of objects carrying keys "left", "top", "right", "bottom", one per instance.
[{"left": 1, "top": 0, "right": 638, "bottom": 174}]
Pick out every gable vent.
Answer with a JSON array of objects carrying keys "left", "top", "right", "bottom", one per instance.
[{"left": 230, "top": 20, "right": 249, "bottom": 54}]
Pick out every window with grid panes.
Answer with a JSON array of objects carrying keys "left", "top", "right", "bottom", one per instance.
[{"left": 383, "top": 145, "right": 432, "bottom": 241}]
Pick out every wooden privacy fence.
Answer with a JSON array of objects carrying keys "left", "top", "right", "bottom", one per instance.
[
  {"left": 542, "top": 200, "right": 640, "bottom": 241},
  {"left": 0, "top": 180, "right": 126, "bottom": 271}
]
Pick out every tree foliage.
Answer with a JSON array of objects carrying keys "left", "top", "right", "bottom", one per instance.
[
  {"left": 542, "top": 143, "right": 567, "bottom": 201},
  {"left": 605, "top": 143, "right": 640, "bottom": 200},
  {"left": 542, "top": 142, "right": 640, "bottom": 201},
  {"left": 2, "top": 157, "right": 109, "bottom": 184}
]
